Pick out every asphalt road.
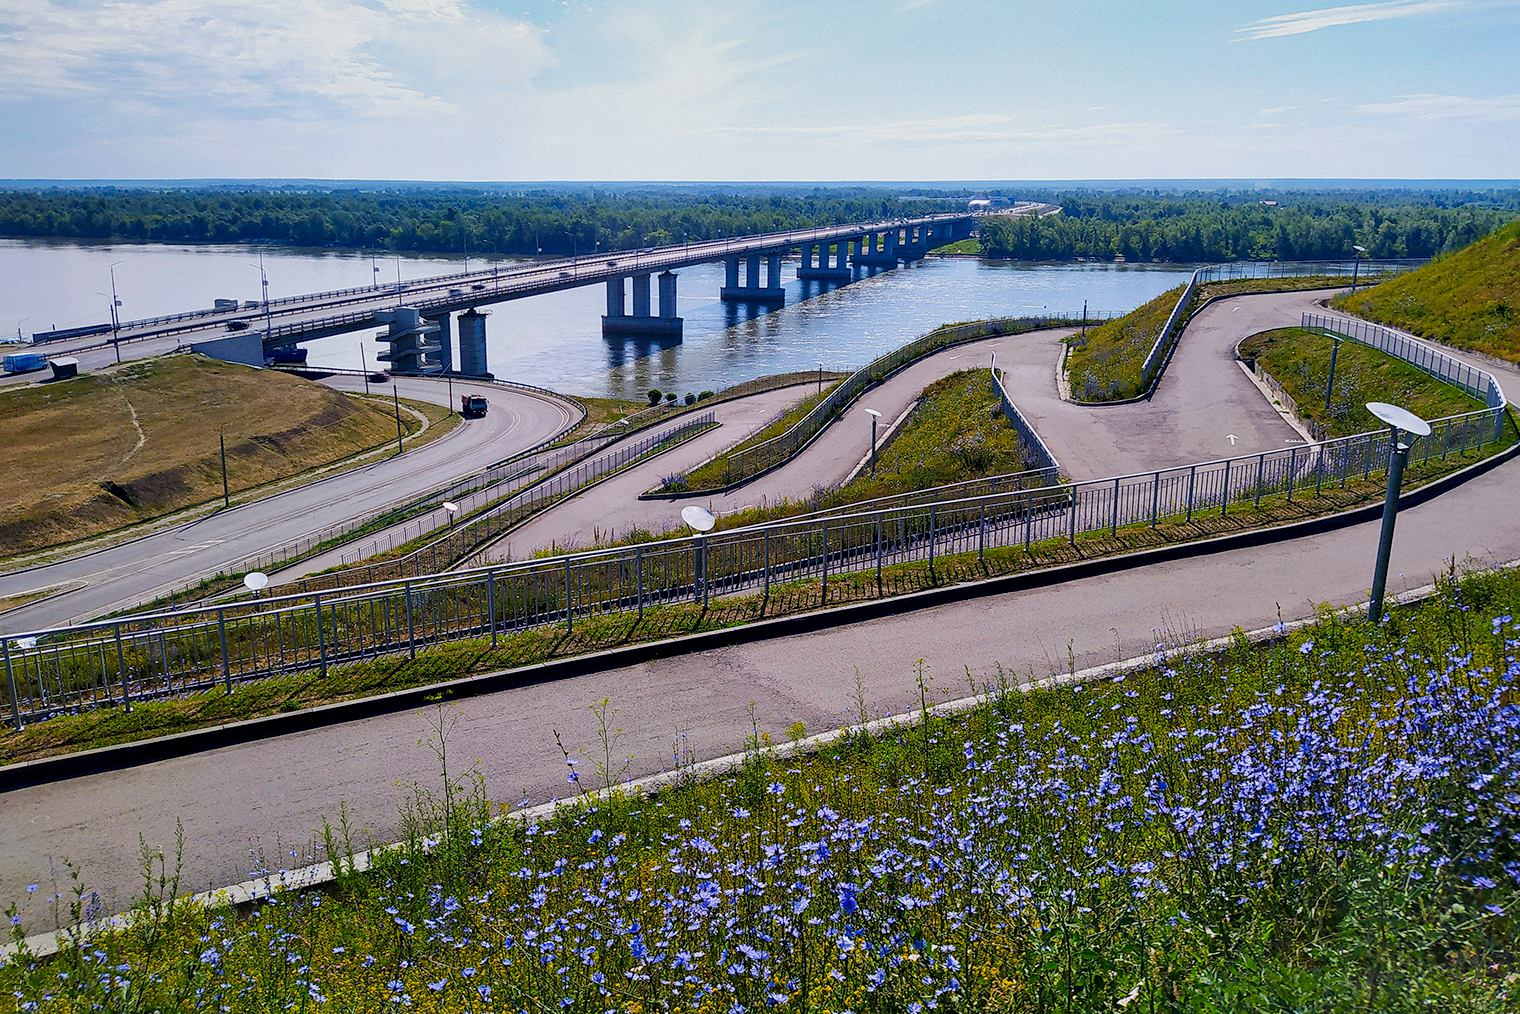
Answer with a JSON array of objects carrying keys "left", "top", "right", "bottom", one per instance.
[
  {"left": 4, "top": 287, "right": 1516, "bottom": 925},
  {"left": 0, "top": 377, "right": 578, "bottom": 630},
  {"left": 5, "top": 445, "right": 1517, "bottom": 922},
  {"left": 494, "top": 291, "right": 1314, "bottom": 555}
]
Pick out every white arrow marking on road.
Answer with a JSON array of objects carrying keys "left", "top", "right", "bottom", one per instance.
[{"left": 1227, "top": 434, "right": 1238, "bottom": 445}]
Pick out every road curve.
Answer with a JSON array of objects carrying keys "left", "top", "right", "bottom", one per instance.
[
  {"left": 4, "top": 286, "right": 1515, "bottom": 922},
  {"left": 0, "top": 377, "right": 578, "bottom": 630}
]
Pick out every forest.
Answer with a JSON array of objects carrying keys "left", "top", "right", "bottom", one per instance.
[
  {"left": 0, "top": 188, "right": 943, "bottom": 256},
  {"left": 1, "top": 185, "right": 1515, "bottom": 262},
  {"left": 976, "top": 191, "right": 1519, "bottom": 261}
]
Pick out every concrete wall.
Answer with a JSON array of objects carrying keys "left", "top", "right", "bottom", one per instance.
[{"left": 189, "top": 332, "right": 265, "bottom": 368}]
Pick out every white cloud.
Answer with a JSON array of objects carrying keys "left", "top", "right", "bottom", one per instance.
[
  {"left": 1259, "top": 105, "right": 1298, "bottom": 115},
  {"left": 0, "top": 0, "right": 551, "bottom": 119},
  {"left": 1237, "top": 0, "right": 1486, "bottom": 39},
  {"left": 1356, "top": 93, "right": 1520, "bottom": 120}
]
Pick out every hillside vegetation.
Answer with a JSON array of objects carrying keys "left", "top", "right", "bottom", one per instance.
[
  {"left": 0, "top": 355, "right": 406, "bottom": 555},
  {"left": 1332, "top": 218, "right": 1520, "bottom": 364}
]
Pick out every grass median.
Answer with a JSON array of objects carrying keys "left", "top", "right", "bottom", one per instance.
[{"left": 1240, "top": 327, "right": 1486, "bottom": 438}]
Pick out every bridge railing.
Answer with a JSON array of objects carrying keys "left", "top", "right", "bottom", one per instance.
[{"left": 7, "top": 398, "right": 1505, "bottom": 729}]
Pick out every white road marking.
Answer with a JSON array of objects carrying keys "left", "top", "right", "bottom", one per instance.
[{"left": 1227, "top": 434, "right": 1239, "bottom": 445}]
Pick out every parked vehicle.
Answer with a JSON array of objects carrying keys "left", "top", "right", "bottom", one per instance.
[
  {"left": 267, "top": 347, "right": 308, "bottom": 365},
  {"left": 2, "top": 353, "right": 47, "bottom": 374},
  {"left": 460, "top": 394, "right": 488, "bottom": 418}
]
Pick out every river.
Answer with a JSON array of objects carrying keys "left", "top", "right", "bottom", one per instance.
[{"left": 1, "top": 239, "right": 1194, "bottom": 399}]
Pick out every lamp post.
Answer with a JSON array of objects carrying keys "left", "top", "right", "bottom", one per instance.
[
  {"left": 816, "top": 360, "right": 824, "bottom": 395},
  {"left": 16, "top": 316, "right": 28, "bottom": 342},
  {"left": 864, "top": 407, "right": 882, "bottom": 474},
  {"left": 1366, "top": 401, "right": 1431, "bottom": 624},
  {"left": 251, "top": 253, "right": 272, "bottom": 338},
  {"left": 682, "top": 505, "right": 716, "bottom": 607},
  {"left": 1324, "top": 333, "right": 1343, "bottom": 412},
  {"left": 1350, "top": 244, "right": 1367, "bottom": 294},
  {"left": 108, "top": 261, "right": 124, "bottom": 363}
]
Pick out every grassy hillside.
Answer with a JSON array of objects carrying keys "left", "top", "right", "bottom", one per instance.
[
  {"left": 1332, "top": 218, "right": 1520, "bottom": 364},
  {"left": 1065, "top": 285, "right": 1185, "bottom": 401},
  {"left": 1239, "top": 327, "right": 1484, "bottom": 438},
  {"left": 0, "top": 354, "right": 407, "bottom": 555}
]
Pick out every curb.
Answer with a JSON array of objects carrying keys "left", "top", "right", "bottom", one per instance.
[{"left": 4, "top": 436, "right": 1514, "bottom": 792}]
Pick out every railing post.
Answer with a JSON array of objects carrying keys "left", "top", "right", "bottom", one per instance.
[
  {"left": 565, "top": 557, "right": 573, "bottom": 633},
  {"left": 875, "top": 514, "right": 884, "bottom": 593},
  {"left": 1111, "top": 477, "right": 1120, "bottom": 535},
  {"left": 1068, "top": 486, "right": 1077, "bottom": 545},
  {"left": 402, "top": 582, "right": 415, "bottom": 658},
  {"left": 820, "top": 522, "right": 829, "bottom": 605},
  {"left": 217, "top": 608, "right": 232, "bottom": 693},
  {"left": 636, "top": 547, "right": 645, "bottom": 620},
  {"left": 314, "top": 594, "right": 328, "bottom": 677},
  {"left": 1287, "top": 446, "right": 1297, "bottom": 503},
  {"left": 4, "top": 639, "right": 21, "bottom": 732},
  {"left": 978, "top": 499, "right": 986, "bottom": 563},
  {"left": 928, "top": 507, "right": 936, "bottom": 574},
  {"left": 1150, "top": 472, "right": 1160, "bottom": 528},
  {"left": 486, "top": 570, "right": 498, "bottom": 647},
  {"left": 1186, "top": 464, "right": 1196, "bottom": 522},
  {"left": 114, "top": 623, "right": 131, "bottom": 709}
]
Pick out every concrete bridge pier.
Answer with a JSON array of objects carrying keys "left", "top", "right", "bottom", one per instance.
[
  {"left": 720, "top": 251, "right": 786, "bottom": 303},
  {"left": 798, "top": 238, "right": 851, "bottom": 282},
  {"left": 604, "top": 270, "right": 683, "bottom": 338},
  {"left": 374, "top": 306, "right": 443, "bottom": 375},
  {"left": 852, "top": 229, "right": 901, "bottom": 268},
  {"left": 457, "top": 308, "right": 491, "bottom": 377}
]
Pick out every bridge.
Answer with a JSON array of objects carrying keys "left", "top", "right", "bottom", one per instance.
[{"left": 34, "top": 214, "right": 974, "bottom": 377}]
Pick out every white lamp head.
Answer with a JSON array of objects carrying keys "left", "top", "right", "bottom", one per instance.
[{"left": 681, "top": 505, "right": 716, "bottom": 533}]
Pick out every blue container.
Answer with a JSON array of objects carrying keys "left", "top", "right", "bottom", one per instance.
[{"left": 2, "top": 353, "right": 47, "bottom": 374}]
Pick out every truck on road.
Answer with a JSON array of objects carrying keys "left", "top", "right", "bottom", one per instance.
[
  {"left": 460, "top": 393, "right": 488, "bottom": 418},
  {"left": 3, "top": 352, "right": 47, "bottom": 374}
]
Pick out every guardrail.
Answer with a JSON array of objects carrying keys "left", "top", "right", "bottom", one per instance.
[
  {"left": 4, "top": 401, "right": 1506, "bottom": 729},
  {"left": 1302, "top": 312, "right": 1508, "bottom": 443},
  {"left": 1127, "top": 260, "right": 1416, "bottom": 401},
  {"left": 717, "top": 314, "right": 1094, "bottom": 488},
  {"left": 991, "top": 365, "right": 1061, "bottom": 474}
]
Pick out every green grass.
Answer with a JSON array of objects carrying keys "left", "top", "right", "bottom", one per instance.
[
  {"left": 1067, "top": 275, "right": 1363, "bottom": 404},
  {"left": 4, "top": 426, "right": 1511, "bottom": 768},
  {"left": 1239, "top": 327, "right": 1486, "bottom": 439},
  {"left": 670, "top": 381, "right": 840, "bottom": 492},
  {"left": 929, "top": 237, "right": 981, "bottom": 255},
  {"left": 1332, "top": 218, "right": 1520, "bottom": 364},
  {"left": 6, "top": 562, "right": 1520, "bottom": 1012},
  {"left": 1066, "top": 285, "right": 1186, "bottom": 402}
]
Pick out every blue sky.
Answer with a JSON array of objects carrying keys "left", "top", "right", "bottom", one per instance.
[{"left": 0, "top": 0, "right": 1515, "bottom": 181}]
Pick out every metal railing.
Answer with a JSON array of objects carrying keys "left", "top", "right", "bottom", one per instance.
[
  {"left": 3, "top": 402, "right": 1506, "bottom": 730},
  {"left": 1130, "top": 260, "right": 1415, "bottom": 400},
  {"left": 718, "top": 314, "right": 1088, "bottom": 487},
  {"left": 992, "top": 366, "right": 1061, "bottom": 473},
  {"left": 1302, "top": 312, "right": 1508, "bottom": 442}
]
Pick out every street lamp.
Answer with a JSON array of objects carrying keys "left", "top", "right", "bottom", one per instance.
[
  {"left": 443, "top": 501, "right": 460, "bottom": 526},
  {"left": 250, "top": 253, "right": 272, "bottom": 337},
  {"left": 682, "top": 505, "right": 716, "bottom": 607},
  {"left": 16, "top": 316, "right": 28, "bottom": 342},
  {"left": 243, "top": 571, "right": 269, "bottom": 600},
  {"left": 1365, "top": 401, "right": 1431, "bottom": 624},
  {"left": 816, "top": 360, "right": 825, "bottom": 395},
  {"left": 108, "top": 260, "right": 124, "bottom": 363},
  {"left": 864, "top": 407, "right": 882, "bottom": 474},
  {"left": 1350, "top": 244, "right": 1367, "bottom": 294}
]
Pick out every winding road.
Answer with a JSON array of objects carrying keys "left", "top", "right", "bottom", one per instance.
[{"left": 3, "top": 285, "right": 1517, "bottom": 928}]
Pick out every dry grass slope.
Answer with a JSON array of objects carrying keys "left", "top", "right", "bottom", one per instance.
[{"left": 0, "top": 353, "right": 404, "bottom": 555}]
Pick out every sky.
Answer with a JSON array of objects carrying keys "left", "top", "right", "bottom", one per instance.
[{"left": 0, "top": 0, "right": 1516, "bottom": 181}]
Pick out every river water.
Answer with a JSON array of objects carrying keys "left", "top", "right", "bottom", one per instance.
[{"left": 1, "top": 239, "right": 1193, "bottom": 399}]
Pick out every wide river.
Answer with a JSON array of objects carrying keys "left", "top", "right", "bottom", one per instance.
[{"left": 2, "top": 239, "right": 1194, "bottom": 400}]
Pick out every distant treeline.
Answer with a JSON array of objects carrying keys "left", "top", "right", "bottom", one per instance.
[
  {"left": 977, "top": 194, "right": 1520, "bottom": 262},
  {"left": 0, "top": 189, "right": 951, "bottom": 256},
  {"left": 2, "top": 186, "right": 1517, "bottom": 263}
]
